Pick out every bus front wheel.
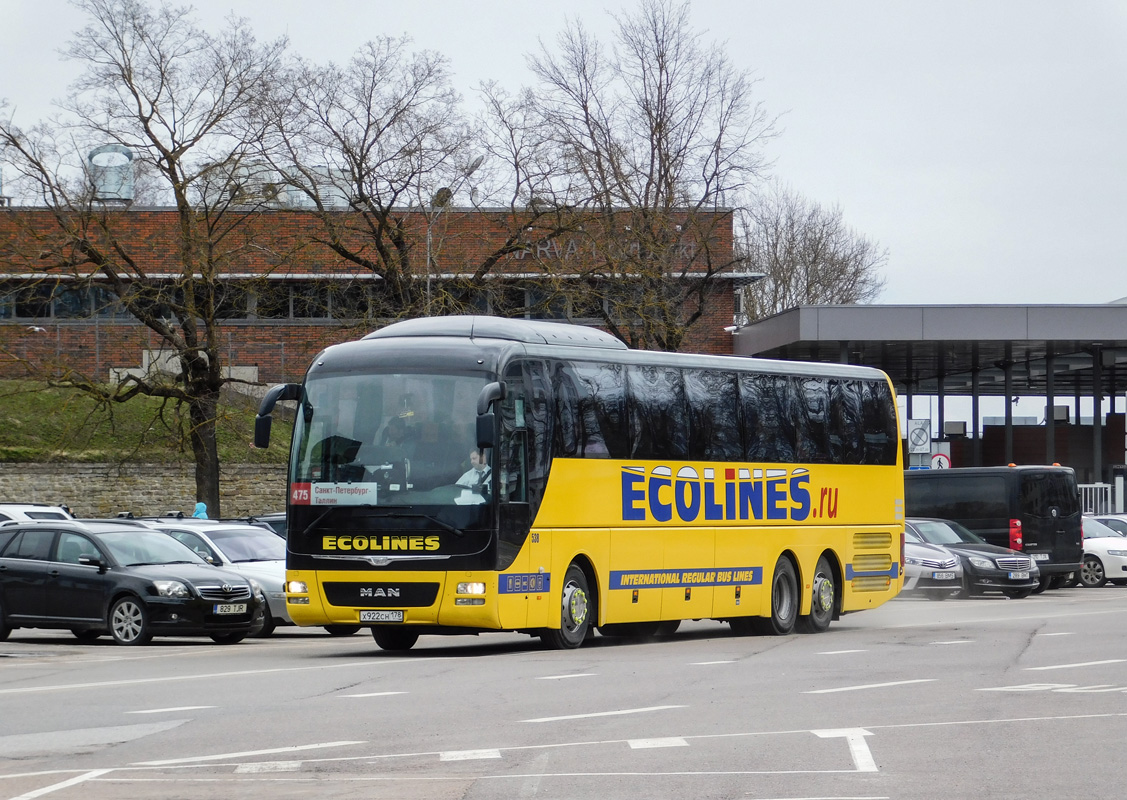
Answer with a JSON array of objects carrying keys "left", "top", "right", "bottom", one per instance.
[
  {"left": 541, "top": 564, "right": 592, "bottom": 650},
  {"left": 372, "top": 627, "right": 419, "bottom": 651},
  {"left": 797, "top": 556, "right": 835, "bottom": 634}
]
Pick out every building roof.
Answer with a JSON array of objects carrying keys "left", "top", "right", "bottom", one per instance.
[{"left": 732, "top": 304, "right": 1127, "bottom": 397}]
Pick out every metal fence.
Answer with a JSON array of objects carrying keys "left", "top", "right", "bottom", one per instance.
[{"left": 1079, "top": 483, "right": 1112, "bottom": 515}]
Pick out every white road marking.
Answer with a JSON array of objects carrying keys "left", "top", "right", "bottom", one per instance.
[
  {"left": 812, "top": 728, "right": 879, "bottom": 772},
  {"left": 536, "top": 673, "right": 596, "bottom": 680},
  {"left": 690, "top": 660, "right": 735, "bottom": 665},
  {"left": 126, "top": 706, "right": 214, "bottom": 714},
  {"left": 524, "top": 705, "right": 686, "bottom": 723},
  {"left": 1037, "top": 632, "right": 1074, "bottom": 636},
  {"left": 628, "top": 737, "right": 688, "bottom": 749},
  {"left": 0, "top": 660, "right": 428, "bottom": 695},
  {"left": 134, "top": 740, "right": 366, "bottom": 766},
  {"left": 931, "top": 640, "right": 972, "bottom": 645},
  {"left": 804, "top": 679, "right": 935, "bottom": 694},
  {"left": 339, "top": 692, "right": 407, "bottom": 698},
  {"left": 979, "top": 683, "right": 1075, "bottom": 692},
  {"left": 234, "top": 761, "right": 302, "bottom": 773},
  {"left": 7, "top": 769, "right": 113, "bottom": 799},
  {"left": 1025, "top": 659, "right": 1125, "bottom": 671},
  {"left": 440, "top": 749, "right": 502, "bottom": 761},
  {"left": 818, "top": 649, "right": 867, "bottom": 655}
]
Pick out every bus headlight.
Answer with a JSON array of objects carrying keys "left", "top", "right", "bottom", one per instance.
[
  {"left": 287, "top": 581, "right": 308, "bottom": 593},
  {"left": 456, "top": 582, "right": 486, "bottom": 595}
]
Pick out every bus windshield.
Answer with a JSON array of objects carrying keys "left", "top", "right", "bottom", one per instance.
[{"left": 291, "top": 371, "right": 491, "bottom": 508}]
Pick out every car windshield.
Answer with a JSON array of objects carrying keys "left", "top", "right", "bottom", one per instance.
[
  {"left": 207, "top": 527, "right": 286, "bottom": 562},
  {"left": 291, "top": 371, "right": 490, "bottom": 507},
  {"left": 911, "top": 520, "right": 985, "bottom": 545},
  {"left": 1083, "top": 517, "right": 1123, "bottom": 539},
  {"left": 97, "top": 530, "right": 208, "bottom": 566}
]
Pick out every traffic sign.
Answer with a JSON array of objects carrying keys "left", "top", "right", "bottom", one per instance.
[
  {"left": 907, "top": 419, "right": 931, "bottom": 454},
  {"left": 931, "top": 452, "right": 951, "bottom": 469}
]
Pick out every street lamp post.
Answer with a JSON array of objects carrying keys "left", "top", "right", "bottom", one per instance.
[{"left": 425, "top": 156, "right": 484, "bottom": 314}]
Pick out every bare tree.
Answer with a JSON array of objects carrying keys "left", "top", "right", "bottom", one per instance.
[
  {"left": 0, "top": 0, "right": 288, "bottom": 515},
  {"left": 260, "top": 38, "right": 590, "bottom": 324},
  {"left": 516, "top": 0, "right": 774, "bottom": 350},
  {"left": 738, "top": 182, "right": 888, "bottom": 320}
]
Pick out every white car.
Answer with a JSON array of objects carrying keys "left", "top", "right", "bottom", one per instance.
[
  {"left": 901, "top": 539, "right": 964, "bottom": 599},
  {"left": 1078, "top": 516, "right": 1127, "bottom": 588},
  {"left": 0, "top": 503, "right": 74, "bottom": 524}
]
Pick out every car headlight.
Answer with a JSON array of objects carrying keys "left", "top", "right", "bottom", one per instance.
[
  {"left": 904, "top": 556, "right": 921, "bottom": 566},
  {"left": 1107, "top": 550, "right": 1127, "bottom": 557},
  {"left": 248, "top": 579, "right": 266, "bottom": 600},
  {"left": 968, "top": 556, "right": 994, "bottom": 569},
  {"left": 154, "top": 580, "right": 189, "bottom": 598},
  {"left": 456, "top": 582, "right": 486, "bottom": 595},
  {"left": 286, "top": 580, "right": 308, "bottom": 594}
]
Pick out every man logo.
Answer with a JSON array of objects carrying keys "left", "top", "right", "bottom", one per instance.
[{"left": 360, "top": 587, "right": 401, "bottom": 598}]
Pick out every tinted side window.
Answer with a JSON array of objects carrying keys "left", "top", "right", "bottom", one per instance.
[
  {"left": 3, "top": 529, "right": 55, "bottom": 560},
  {"left": 739, "top": 373, "right": 796, "bottom": 462},
  {"left": 57, "top": 532, "right": 102, "bottom": 563},
  {"left": 523, "top": 360, "right": 553, "bottom": 517},
  {"left": 627, "top": 365, "right": 688, "bottom": 460},
  {"left": 828, "top": 380, "right": 865, "bottom": 464},
  {"left": 861, "top": 380, "right": 899, "bottom": 465},
  {"left": 794, "top": 377, "right": 831, "bottom": 463},
  {"left": 572, "top": 362, "right": 630, "bottom": 458},
  {"left": 1021, "top": 472, "right": 1080, "bottom": 517},
  {"left": 684, "top": 369, "right": 742, "bottom": 461},
  {"left": 905, "top": 476, "right": 1009, "bottom": 520}
]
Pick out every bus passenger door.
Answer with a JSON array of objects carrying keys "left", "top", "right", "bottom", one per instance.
[{"left": 661, "top": 528, "right": 714, "bottom": 622}]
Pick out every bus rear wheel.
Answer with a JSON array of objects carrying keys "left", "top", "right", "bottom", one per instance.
[
  {"left": 372, "top": 627, "right": 419, "bottom": 651},
  {"left": 758, "top": 556, "right": 799, "bottom": 635},
  {"left": 541, "top": 563, "right": 592, "bottom": 650},
  {"left": 797, "top": 556, "right": 835, "bottom": 634}
]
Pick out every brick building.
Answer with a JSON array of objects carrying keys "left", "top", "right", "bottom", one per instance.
[{"left": 0, "top": 206, "right": 748, "bottom": 385}]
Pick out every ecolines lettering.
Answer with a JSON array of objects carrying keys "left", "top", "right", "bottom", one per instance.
[
  {"left": 323, "top": 535, "right": 441, "bottom": 552},
  {"left": 622, "top": 466, "right": 814, "bottom": 523}
]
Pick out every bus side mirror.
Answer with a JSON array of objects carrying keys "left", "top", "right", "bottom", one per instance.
[
  {"left": 477, "top": 413, "right": 496, "bottom": 449},
  {"left": 255, "top": 383, "right": 302, "bottom": 449}
]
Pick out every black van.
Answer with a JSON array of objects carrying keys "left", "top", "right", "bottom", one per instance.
[{"left": 903, "top": 466, "right": 1083, "bottom": 589}]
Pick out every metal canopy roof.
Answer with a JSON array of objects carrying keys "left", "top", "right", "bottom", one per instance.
[{"left": 731, "top": 305, "right": 1127, "bottom": 398}]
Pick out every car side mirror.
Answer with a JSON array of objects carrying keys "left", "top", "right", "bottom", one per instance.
[{"left": 78, "top": 554, "right": 107, "bottom": 573}]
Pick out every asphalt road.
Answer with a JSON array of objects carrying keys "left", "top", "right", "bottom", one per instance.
[{"left": 3, "top": 586, "right": 1127, "bottom": 799}]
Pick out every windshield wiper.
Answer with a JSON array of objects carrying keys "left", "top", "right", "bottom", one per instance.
[
  {"left": 365, "top": 510, "right": 465, "bottom": 538},
  {"left": 300, "top": 504, "right": 465, "bottom": 538}
]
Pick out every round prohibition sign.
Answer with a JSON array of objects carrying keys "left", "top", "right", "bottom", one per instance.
[
  {"left": 908, "top": 426, "right": 929, "bottom": 450},
  {"left": 931, "top": 452, "right": 951, "bottom": 469}
]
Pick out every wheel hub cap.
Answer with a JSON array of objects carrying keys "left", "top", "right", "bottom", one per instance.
[
  {"left": 563, "top": 585, "right": 588, "bottom": 628},
  {"left": 814, "top": 576, "right": 833, "bottom": 613}
]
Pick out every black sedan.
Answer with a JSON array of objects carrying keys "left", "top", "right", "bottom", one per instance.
[
  {"left": 0, "top": 520, "right": 265, "bottom": 645},
  {"left": 905, "top": 517, "right": 1040, "bottom": 599}
]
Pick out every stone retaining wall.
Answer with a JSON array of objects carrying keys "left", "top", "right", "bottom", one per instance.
[{"left": 0, "top": 463, "right": 287, "bottom": 519}]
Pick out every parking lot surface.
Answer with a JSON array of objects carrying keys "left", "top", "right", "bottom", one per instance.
[{"left": 3, "top": 587, "right": 1127, "bottom": 799}]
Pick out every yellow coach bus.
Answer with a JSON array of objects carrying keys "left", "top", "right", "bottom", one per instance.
[{"left": 255, "top": 316, "right": 904, "bottom": 651}]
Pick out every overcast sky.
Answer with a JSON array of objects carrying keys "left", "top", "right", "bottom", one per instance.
[{"left": 3, "top": 0, "right": 1126, "bottom": 308}]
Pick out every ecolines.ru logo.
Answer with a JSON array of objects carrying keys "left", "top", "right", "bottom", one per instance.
[{"left": 621, "top": 466, "right": 834, "bottom": 523}]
